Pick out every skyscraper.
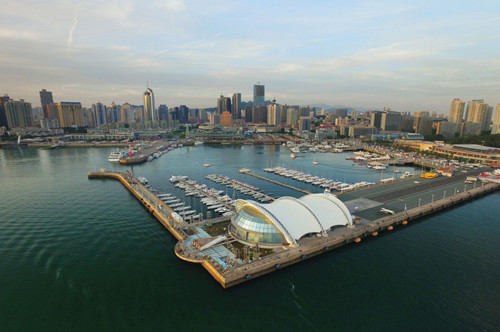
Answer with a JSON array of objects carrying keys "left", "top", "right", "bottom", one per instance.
[
  {"left": 232, "top": 93, "right": 241, "bottom": 119},
  {"left": 465, "top": 99, "right": 492, "bottom": 132},
  {"left": 448, "top": 98, "right": 464, "bottom": 123},
  {"left": 466, "top": 100, "right": 484, "bottom": 123},
  {"left": 381, "top": 111, "right": 401, "bottom": 132},
  {"left": 267, "top": 101, "right": 280, "bottom": 125},
  {"left": 39, "top": 89, "right": 53, "bottom": 118},
  {"left": 92, "top": 102, "right": 107, "bottom": 127},
  {"left": 5, "top": 99, "right": 34, "bottom": 128},
  {"left": 253, "top": 84, "right": 265, "bottom": 106},
  {"left": 370, "top": 111, "right": 383, "bottom": 129},
  {"left": 492, "top": 104, "right": 500, "bottom": 134},
  {"left": 143, "top": 88, "right": 155, "bottom": 122},
  {"left": 158, "top": 104, "right": 169, "bottom": 122},
  {"left": 217, "top": 95, "right": 226, "bottom": 114},
  {"left": 57, "top": 102, "right": 83, "bottom": 127},
  {"left": 448, "top": 98, "right": 465, "bottom": 133}
]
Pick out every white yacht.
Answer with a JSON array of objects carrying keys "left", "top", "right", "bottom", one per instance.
[{"left": 108, "top": 150, "right": 125, "bottom": 162}]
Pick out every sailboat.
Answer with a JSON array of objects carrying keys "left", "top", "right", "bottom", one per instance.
[
  {"left": 17, "top": 135, "right": 21, "bottom": 145},
  {"left": 313, "top": 156, "right": 318, "bottom": 165}
]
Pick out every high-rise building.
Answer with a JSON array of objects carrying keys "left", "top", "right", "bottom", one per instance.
[
  {"left": 232, "top": 93, "right": 241, "bottom": 119},
  {"left": 217, "top": 95, "right": 229, "bottom": 115},
  {"left": 0, "top": 95, "right": 11, "bottom": 129},
  {"left": 298, "top": 116, "right": 311, "bottom": 131},
  {"left": 252, "top": 105, "right": 267, "bottom": 123},
  {"left": 39, "top": 89, "right": 53, "bottom": 118},
  {"left": 92, "top": 102, "right": 107, "bottom": 127},
  {"left": 466, "top": 99, "right": 492, "bottom": 132},
  {"left": 482, "top": 105, "right": 493, "bottom": 132},
  {"left": 415, "top": 116, "right": 433, "bottom": 135},
  {"left": 370, "top": 111, "right": 383, "bottom": 129},
  {"left": 158, "top": 104, "right": 169, "bottom": 122},
  {"left": 436, "top": 121, "right": 458, "bottom": 138},
  {"left": 448, "top": 98, "right": 465, "bottom": 133},
  {"left": 5, "top": 99, "right": 34, "bottom": 128},
  {"left": 46, "top": 102, "right": 59, "bottom": 119},
  {"left": 253, "top": 84, "right": 265, "bottom": 106},
  {"left": 244, "top": 105, "right": 253, "bottom": 122},
  {"left": 121, "top": 103, "right": 131, "bottom": 123},
  {"left": 143, "top": 88, "right": 155, "bottom": 122},
  {"left": 448, "top": 98, "right": 464, "bottom": 123},
  {"left": 381, "top": 111, "right": 401, "bottom": 132},
  {"left": 57, "top": 102, "right": 83, "bottom": 127},
  {"left": 492, "top": 104, "right": 500, "bottom": 134},
  {"left": 286, "top": 108, "right": 299, "bottom": 126},
  {"left": 267, "top": 99, "right": 280, "bottom": 125},
  {"left": 400, "top": 114, "right": 415, "bottom": 132},
  {"left": 466, "top": 100, "right": 484, "bottom": 123},
  {"left": 108, "top": 102, "right": 119, "bottom": 123}
]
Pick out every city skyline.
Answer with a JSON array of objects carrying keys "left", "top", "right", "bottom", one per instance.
[{"left": 1, "top": 1, "right": 500, "bottom": 111}]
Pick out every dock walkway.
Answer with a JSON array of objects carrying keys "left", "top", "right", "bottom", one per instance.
[{"left": 240, "top": 170, "right": 310, "bottom": 195}]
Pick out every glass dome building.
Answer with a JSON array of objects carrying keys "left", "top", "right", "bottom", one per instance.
[{"left": 229, "top": 194, "right": 352, "bottom": 248}]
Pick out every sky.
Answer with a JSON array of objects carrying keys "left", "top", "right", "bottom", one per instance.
[{"left": 1, "top": 0, "right": 500, "bottom": 112}]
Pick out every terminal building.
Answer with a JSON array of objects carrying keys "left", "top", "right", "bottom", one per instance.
[
  {"left": 229, "top": 194, "right": 352, "bottom": 248},
  {"left": 434, "top": 144, "right": 500, "bottom": 162}
]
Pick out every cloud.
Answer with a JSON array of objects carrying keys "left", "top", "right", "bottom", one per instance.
[{"left": 67, "top": 12, "right": 77, "bottom": 48}]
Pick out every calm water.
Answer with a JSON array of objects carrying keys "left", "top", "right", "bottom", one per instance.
[{"left": 1, "top": 145, "right": 499, "bottom": 331}]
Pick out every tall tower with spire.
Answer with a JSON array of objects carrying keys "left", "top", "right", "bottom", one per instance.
[{"left": 143, "top": 87, "right": 155, "bottom": 122}]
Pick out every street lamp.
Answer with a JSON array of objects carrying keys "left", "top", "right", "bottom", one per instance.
[
  {"left": 431, "top": 194, "right": 434, "bottom": 202},
  {"left": 418, "top": 197, "right": 421, "bottom": 207},
  {"left": 443, "top": 190, "right": 446, "bottom": 199}
]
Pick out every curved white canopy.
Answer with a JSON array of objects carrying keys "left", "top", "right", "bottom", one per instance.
[{"left": 235, "top": 193, "right": 352, "bottom": 244}]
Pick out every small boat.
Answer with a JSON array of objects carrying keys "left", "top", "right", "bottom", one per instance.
[
  {"left": 290, "top": 153, "right": 296, "bottom": 159},
  {"left": 313, "top": 161, "right": 318, "bottom": 165},
  {"left": 204, "top": 163, "right": 211, "bottom": 167}
]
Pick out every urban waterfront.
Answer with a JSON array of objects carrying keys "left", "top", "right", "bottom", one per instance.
[{"left": 1, "top": 146, "right": 499, "bottom": 331}]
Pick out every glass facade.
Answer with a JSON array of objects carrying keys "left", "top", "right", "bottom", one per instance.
[{"left": 230, "top": 208, "right": 285, "bottom": 246}]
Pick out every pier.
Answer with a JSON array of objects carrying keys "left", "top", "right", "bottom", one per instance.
[
  {"left": 89, "top": 168, "right": 500, "bottom": 289},
  {"left": 239, "top": 170, "right": 310, "bottom": 194},
  {"left": 205, "top": 174, "right": 275, "bottom": 203},
  {"left": 175, "top": 177, "right": 235, "bottom": 212}
]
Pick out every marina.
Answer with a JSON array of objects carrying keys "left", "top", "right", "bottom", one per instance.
[
  {"left": 88, "top": 153, "right": 500, "bottom": 288},
  {"left": 2, "top": 145, "right": 500, "bottom": 331}
]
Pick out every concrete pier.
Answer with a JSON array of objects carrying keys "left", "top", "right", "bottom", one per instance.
[{"left": 89, "top": 169, "right": 500, "bottom": 288}]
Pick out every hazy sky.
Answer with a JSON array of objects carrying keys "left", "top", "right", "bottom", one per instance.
[{"left": 2, "top": 0, "right": 500, "bottom": 112}]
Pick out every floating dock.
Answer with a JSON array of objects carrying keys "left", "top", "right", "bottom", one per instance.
[
  {"left": 89, "top": 169, "right": 500, "bottom": 288},
  {"left": 239, "top": 170, "right": 310, "bottom": 194}
]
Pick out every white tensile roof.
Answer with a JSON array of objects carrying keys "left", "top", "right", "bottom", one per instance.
[{"left": 237, "top": 193, "right": 352, "bottom": 245}]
